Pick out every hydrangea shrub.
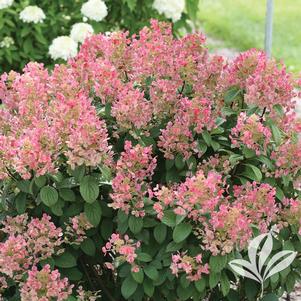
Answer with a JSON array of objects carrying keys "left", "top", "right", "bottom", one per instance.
[
  {"left": 1, "top": 20, "right": 301, "bottom": 301},
  {"left": 0, "top": 0, "right": 198, "bottom": 73}
]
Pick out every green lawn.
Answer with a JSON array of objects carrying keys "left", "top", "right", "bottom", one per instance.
[{"left": 198, "top": 0, "right": 301, "bottom": 72}]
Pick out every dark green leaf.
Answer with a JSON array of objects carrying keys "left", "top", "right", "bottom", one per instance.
[
  {"left": 261, "top": 293, "right": 279, "bottom": 301},
  {"left": 209, "top": 255, "right": 227, "bottom": 273},
  {"left": 59, "top": 188, "right": 76, "bottom": 202},
  {"left": 80, "top": 176, "right": 99, "bottom": 203},
  {"left": 129, "top": 216, "right": 143, "bottom": 234},
  {"left": 132, "top": 269, "right": 144, "bottom": 284},
  {"left": 173, "top": 223, "right": 192, "bottom": 243},
  {"left": 137, "top": 252, "right": 152, "bottom": 262},
  {"left": 121, "top": 276, "right": 137, "bottom": 299},
  {"left": 81, "top": 237, "right": 96, "bottom": 256},
  {"left": 175, "top": 153, "right": 185, "bottom": 170},
  {"left": 84, "top": 201, "right": 102, "bottom": 227},
  {"left": 162, "top": 210, "right": 177, "bottom": 227},
  {"left": 40, "top": 186, "right": 58, "bottom": 206},
  {"left": 15, "top": 192, "right": 26, "bottom": 214},
  {"left": 34, "top": 175, "right": 47, "bottom": 188},
  {"left": 195, "top": 277, "right": 206, "bottom": 292},
  {"left": 55, "top": 252, "right": 77, "bottom": 268},
  {"left": 144, "top": 265, "right": 159, "bottom": 281},
  {"left": 154, "top": 224, "right": 167, "bottom": 244}
]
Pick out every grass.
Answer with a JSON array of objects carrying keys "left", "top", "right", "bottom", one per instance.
[{"left": 198, "top": 0, "right": 301, "bottom": 73}]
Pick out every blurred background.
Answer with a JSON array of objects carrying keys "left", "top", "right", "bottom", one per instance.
[{"left": 198, "top": 0, "right": 301, "bottom": 73}]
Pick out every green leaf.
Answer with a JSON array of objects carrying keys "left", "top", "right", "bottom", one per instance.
[
  {"left": 80, "top": 176, "right": 99, "bottom": 203},
  {"left": 242, "top": 147, "right": 256, "bottom": 159},
  {"left": 186, "top": 156, "right": 197, "bottom": 170},
  {"left": 224, "top": 86, "right": 241, "bottom": 104},
  {"left": 40, "top": 186, "right": 58, "bottom": 206},
  {"left": 177, "top": 285, "right": 192, "bottom": 300},
  {"left": 269, "top": 123, "right": 282, "bottom": 145},
  {"left": 137, "top": 252, "right": 152, "bottom": 262},
  {"left": 241, "top": 164, "right": 262, "bottom": 182},
  {"left": 195, "top": 277, "right": 206, "bottom": 292},
  {"left": 84, "top": 201, "right": 102, "bottom": 227},
  {"left": 129, "top": 216, "right": 143, "bottom": 234},
  {"left": 51, "top": 200, "right": 64, "bottom": 216},
  {"left": 175, "top": 153, "right": 185, "bottom": 170},
  {"left": 154, "top": 224, "right": 167, "bottom": 244},
  {"left": 81, "top": 238, "right": 96, "bottom": 256},
  {"left": 55, "top": 252, "right": 77, "bottom": 268},
  {"left": 173, "top": 223, "right": 192, "bottom": 243},
  {"left": 197, "top": 140, "right": 207, "bottom": 154},
  {"left": 72, "top": 165, "right": 85, "bottom": 182},
  {"left": 201, "top": 130, "right": 212, "bottom": 146},
  {"left": 209, "top": 255, "right": 227, "bottom": 273},
  {"left": 166, "top": 241, "right": 184, "bottom": 252},
  {"left": 17, "top": 180, "right": 31, "bottom": 193},
  {"left": 261, "top": 293, "right": 279, "bottom": 301},
  {"left": 121, "top": 276, "right": 137, "bottom": 299},
  {"left": 162, "top": 210, "right": 177, "bottom": 227},
  {"left": 144, "top": 265, "right": 159, "bottom": 281},
  {"left": 180, "top": 274, "right": 190, "bottom": 288},
  {"left": 132, "top": 269, "right": 144, "bottom": 284},
  {"left": 59, "top": 188, "right": 76, "bottom": 202},
  {"left": 221, "top": 272, "right": 230, "bottom": 296},
  {"left": 61, "top": 267, "right": 83, "bottom": 281},
  {"left": 165, "top": 159, "right": 174, "bottom": 170},
  {"left": 15, "top": 192, "right": 26, "bottom": 214},
  {"left": 143, "top": 278, "right": 154, "bottom": 297},
  {"left": 209, "top": 272, "right": 220, "bottom": 289},
  {"left": 34, "top": 175, "right": 47, "bottom": 188}
]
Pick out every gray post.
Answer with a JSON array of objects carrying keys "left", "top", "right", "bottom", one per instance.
[{"left": 264, "top": 0, "right": 274, "bottom": 58}]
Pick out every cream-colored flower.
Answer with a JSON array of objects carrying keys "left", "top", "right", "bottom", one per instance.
[
  {"left": 0, "top": 36, "right": 14, "bottom": 48},
  {"left": 0, "top": 0, "right": 13, "bottom": 10},
  {"left": 153, "top": 0, "right": 185, "bottom": 22},
  {"left": 49, "top": 36, "right": 78, "bottom": 61},
  {"left": 19, "top": 5, "right": 46, "bottom": 24},
  {"left": 70, "top": 23, "right": 94, "bottom": 43},
  {"left": 81, "top": 0, "right": 108, "bottom": 22}
]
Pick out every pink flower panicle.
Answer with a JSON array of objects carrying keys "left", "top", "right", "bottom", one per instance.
[
  {"left": 170, "top": 252, "right": 209, "bottom": 282},
  {"left": 0, "top": 214, "right": 63, "bottom": 278},
  {"left": 65, "top": 213, "right": 94, "bottom": 244},
  {"left": 102, "top": 233, "right": 141, "bottom": 273},
  {"left": 110, "top": 141, "right": 157, "bottom": 217},
  {"left": 231, "top": 113, "right": 271, "bottom": 155},
  {"left": 154, "top": 170, "right": 224, "bottom": 221},
  {"left": 201, "top": 182, "right": 278, "bottom": 255},
  {"left": 221, "top": 49, "right": 296, "bottom": 114},
  {"left": 20, "top": 264, "right": 73, "bottom": 301},
  {"left": 281, "top": 198, "right": 301, "bottom": 235}
]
